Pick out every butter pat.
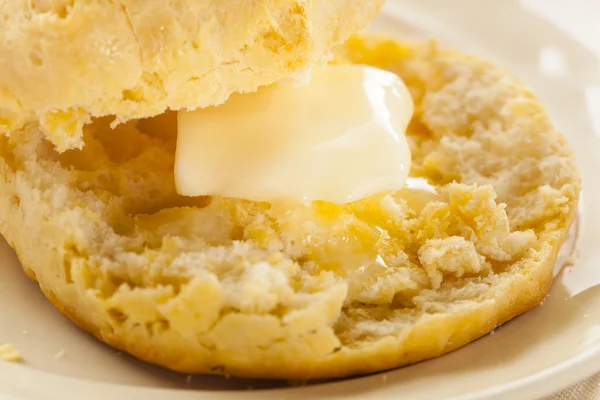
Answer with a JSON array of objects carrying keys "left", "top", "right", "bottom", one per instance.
[{"left": 175, "top": 65, "right": 414, "bottom": 204}]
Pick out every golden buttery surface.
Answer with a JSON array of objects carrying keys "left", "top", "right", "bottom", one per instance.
[{"left": 0, "top": 35, "right": 580, "bottom": 379}]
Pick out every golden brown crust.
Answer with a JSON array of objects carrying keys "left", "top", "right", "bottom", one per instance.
[
  {"left": 0, "top": 36, "right": 580, "bottom": 379},
  {"left": 38, "top": 243, "right": 559, "bottom": 379},
  {"left": 0, "top": 0, "right": 385, "bottom": 152}
]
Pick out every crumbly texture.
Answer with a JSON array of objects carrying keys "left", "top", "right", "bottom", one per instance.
[
  {"left": 0, "top": 343, "right": 21, "bottom": 362},
  {"left": 0, "top": 36, "right": 580, "bottom": 379},
  {"left": 0, "top": 0, "right": 384, "bottom": 152}
]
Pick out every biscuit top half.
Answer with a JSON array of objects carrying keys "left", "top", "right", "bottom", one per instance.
[{"left": 0, "top": 0, "right": 385, "bottom": 151}]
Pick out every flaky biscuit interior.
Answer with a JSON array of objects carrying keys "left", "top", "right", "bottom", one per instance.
[{"left": 0, "top": 36, "right": 580, "bottom": 379}]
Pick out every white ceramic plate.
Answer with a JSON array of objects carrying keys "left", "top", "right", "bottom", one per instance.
[{"left": 1, "top": 1, "right": 599, "bottom": 399}]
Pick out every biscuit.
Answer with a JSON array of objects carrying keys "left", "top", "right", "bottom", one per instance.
[
  {"left": 0, "top": 0, "right": 385, "bottom": 152},
  {"left": 0, "top": 36, "right": 580, "bottom": 379}
]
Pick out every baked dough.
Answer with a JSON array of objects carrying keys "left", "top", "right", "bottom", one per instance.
[
  {"left": 0, "top": 36, "right": 580, "bottom": 379},
  {"left": 0, "top": 0, "right": 385, "bottom": 152},
  {"left": 0, "top": 344, "right": 21, "bottom": 362}
]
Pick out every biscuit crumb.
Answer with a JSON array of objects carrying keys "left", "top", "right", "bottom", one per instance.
[
  {"left": 0, "top": 343, "right": 21, "bottom": 362},
  {"left": 418, "top": 236, "right": 486, "bottom": 289},
  {"left": 55, "top": 349, "right": 66, "bottom": 359},
  {"left": 21, "top": 330, "right": 28, "bottom": 336},
  {"left": 185, "top": 375, "right": 192, "bottom": 383}
]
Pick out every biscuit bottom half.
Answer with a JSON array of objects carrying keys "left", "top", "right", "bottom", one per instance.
[{"left": 0, "top": 35, "right": 580, "bottom": 379}]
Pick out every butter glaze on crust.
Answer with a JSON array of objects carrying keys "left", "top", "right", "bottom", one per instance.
[
  {"left": 0, "top": 36, "right": 580, "bottom": 379},
  {"left": 0, "top": 0, "right": 385, "bottom": 152}
]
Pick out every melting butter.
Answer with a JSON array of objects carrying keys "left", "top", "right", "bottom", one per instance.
[
  {"left": 400, "top": 177, "right": 442, "bottom": 212},
  {"left": 175, "top": 65, "right": 414, "bottom": 204}
]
